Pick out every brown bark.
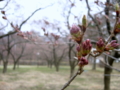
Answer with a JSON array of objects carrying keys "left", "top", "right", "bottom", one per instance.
[
  {"left": 3, "top": 61, "right": 8, "bottom": 73},
  {"left": 104, "top": 0, "right": 118, "bottom": 90}
]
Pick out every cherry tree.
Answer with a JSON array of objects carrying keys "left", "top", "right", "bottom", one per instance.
[{"left": 60, "top": 1, "right": 120, "bottom": 90}]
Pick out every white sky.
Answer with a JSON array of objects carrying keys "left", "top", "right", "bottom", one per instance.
[{"left": 0, "top": 0, "right": 106, "bottom": 35}]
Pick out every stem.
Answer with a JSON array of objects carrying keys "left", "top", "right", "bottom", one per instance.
[
  {"left": 61, "top": 68, "right": 84, "bottom": 90},
  {"left": 105, "top": 17, "right": 119, "bottom": 45},
  {"left": 105, "top": 33, "right": 114, "bottom": 44}
]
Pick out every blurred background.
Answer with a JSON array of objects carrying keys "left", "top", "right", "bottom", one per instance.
[{"left": 0, "top": 0, "right": 120, "bottom": 90}]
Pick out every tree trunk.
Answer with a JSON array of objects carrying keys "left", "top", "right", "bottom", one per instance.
[
  {"left": 3, "top": 62, "right": 8, "bottom": 73},
  {"left": 13, "top": 62, "right": 17, "bottom": 70},
  {"left": 55, "top": 64, "right": 59, "bottom": 72},
  {"left": 68, "top": 39, "right": 75, "bottom": 77},
  {"left": 104, "top": 0, "right": 112, "bottom": 90},
  {"left": 104, "top": 58, "right": 114, "bottom": 90},
  {"left": 0, "top": 59, "right": 1, "bottom": 64},
  {"left": 54, "top": 61, "right": 59, "bottom": 72},
  {"left": 47, "top": 61, "right": 52, "bottom": 69},
  {"left": 104, "top": 51, "right": 119, "bottom": 90},
  {"left": 17, "top": 60, "right": 20, "bottom": 69}
]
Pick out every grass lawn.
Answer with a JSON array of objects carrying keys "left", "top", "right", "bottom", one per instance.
[{"left": 0, "top": 65, "right": 120, "bottom": 90}]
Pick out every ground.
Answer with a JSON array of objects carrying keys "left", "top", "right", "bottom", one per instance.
[{"left": 0, "top": 65, "right": 120, "bottom": 90}]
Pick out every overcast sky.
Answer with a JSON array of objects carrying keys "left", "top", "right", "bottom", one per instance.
[{"left": 0, "top": 0, "right": 106, "bottom": 35}]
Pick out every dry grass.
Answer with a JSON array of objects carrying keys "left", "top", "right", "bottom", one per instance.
[{"left": 0, "top": 65, "right": 120, "bottom": 90}]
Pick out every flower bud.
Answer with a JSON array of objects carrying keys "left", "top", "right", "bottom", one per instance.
[
  {"left": 70, "top": 24, "right": 81, "bottom": 36},
  {"left": 70, "top": 24, "right": 83, "bottom": 44},
  {"left": 115, "top": 3, "right": 119, "bottom": 17},
  {"left": 105, "top": 40, "right": 119, "bottom": 51},
  {"left": 81, "top": 39, "right": 92, "bottom": 56},
  {"left": 76, "top": 45, "right": 81, "bottom": 51},
  {"left": 76, "top": 45, "right": 82, "bottom": 59},
  {"left": 82, "top": 15, "right": 87, "bottom": 32},
  {"left": 78, "top": 57, "right": 88, "bottom": 67},
  {"left": 1, "top": 11, "right": 5, "bottom": 15},
  {"left": 115, "top": 3, "right": 119, "bottom": 11},
  {"left": 2, "top": 16, "right": 7, "bottom": 20},
  {"left": 114, "top": 18, "right": 120, "bottom": 34},
  {"left": 96, "top": 38, "right": 105, "bottom": 52}
]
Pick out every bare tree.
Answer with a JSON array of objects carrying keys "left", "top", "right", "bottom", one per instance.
[
  {"left": 0, "top": 35, "right": 11, "bottom": 73},
  {"left": 42, "top": 32, "right": 67, "bottom": 71},
  {"left": 10, "top": 41, "right": 27, "bottom": 70}
]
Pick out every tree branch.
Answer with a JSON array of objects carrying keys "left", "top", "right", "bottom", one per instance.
[
  {"left": 100, "top": 59, "right": 120, "bottom": 72},
  {"left": 0, "top": 0, "right": 11, "bottom": 10},
  {"left": 85, "top": 0, "right": 104, "bottom": 37},
  {"left": 61, "top": 68, "right": 84, "bottom": 90},
  {"left": 0, "top": 4, "right": 54, "bottom": 39}
]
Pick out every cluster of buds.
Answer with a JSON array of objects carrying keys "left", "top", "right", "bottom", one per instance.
[
  {"left": 11, "top": 23, "right": 34, "bottom": 40},
  {"left": 70, "top": 15, "right": 87, "bottom": 44},
  {"left": 70, "top": 15, "right": 90, "bottom": 68},
  {"left": 70, "top": 13, "right": 119, "bottom": 68},
  {"left": 96, "top": 38, "right": 119, "bottom": 52},
  {"left": 17, "top": 31, "right": 33, "bottom": 40},
  {"left": 76, "top": 39, "right": 92, "bottom": 67},
  {"left": 96, "top": 38, "right": 105, "bottom": 53},
  {"left": 105, "top": 40, "right": 119, "bottom": 51},
  {"left": 76, "top": 39, "right": 92, "bottom": 59},
  {"left": 81, "top": 39, "right": 92, "bottom": 56}
]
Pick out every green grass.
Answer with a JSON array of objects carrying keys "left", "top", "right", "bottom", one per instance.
[{"left": 0, "top": 65, "right": 120, "bottom": 90}]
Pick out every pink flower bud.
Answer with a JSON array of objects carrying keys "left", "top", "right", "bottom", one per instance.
[
  {"left": 70, "top": 24, "right": 83, "bottom": 44},
  {"left": 110, "top": 40, "right": 119, "bottom": 48},
  {"left": 78, "top": 57, "right": 88, "bottom": 67},
  {"left": 105, "top": 40, "right": 119, "bottom": 51},
  {"left": 81, "top": 39, "right": 92, "bottom": 56},
  {"left": 76, "top": 45, "right": 81, "bottom": 52},
  {"left": 70, "top": 24, "right": 80, "bottom": 34},
  {"left": 110, "top": 40, "right": 117, "bottom": 44},
  {"left": 111, "top": 43, "right": 119, "bottom": 48},
  {"left": 96, "top": 38, "right": 105, "bottom": 52},
  {"left": 76, "top": 45, "right": 82, "bottom": 59}
]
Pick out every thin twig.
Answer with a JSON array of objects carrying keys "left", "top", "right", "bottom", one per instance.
[
  {"left": 0, "top": 0, "right": 11, "bottom": 10},
  {"left": 61, "top": 68, "right": 84, "bottom": 90},
  {"left": 0, "top": 23, "right": 8, "bottom": 30},
  {"left": 85, "top": 0, "right": 103, "bottom": 37},
  {"left": 0, "top": 4, "right": 54, "bottom": 39},
  {"left": 103, "top": 52, "right": 120, "bottom": 61},
  {"left": 100, "top": 59, "right": 120, "bottom": 72},
  {"left": 19, "top": 3, "right": 54, "bottom": 30}
]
